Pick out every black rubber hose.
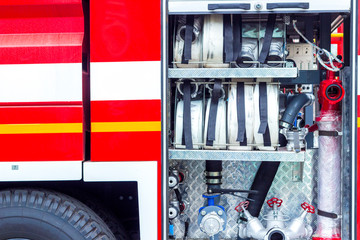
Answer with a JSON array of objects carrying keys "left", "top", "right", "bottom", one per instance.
[
  {"left": 279, "top": 93, "right": 314, "bottom": 129},
  {"left": 246, "top": 162, "right": 280, "bottom": 217},
  {"left": 206, "top": 160, "right": 222, "bottom": 192},
  {"left": 206, "top": 160, "right": 222, "bottom": 172}
]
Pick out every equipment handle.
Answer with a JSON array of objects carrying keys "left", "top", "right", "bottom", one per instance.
[
  {"left": 235, "top": 201, "right": 249, "bottom": 212},
  {"left": 208, "top": 3, "right": 251, "bottom": 10},
  {"left": 301, "top": 202, "right": 315, "bottom": 213},
  {"left": 267, "top": 2, "right": 309, "bottom": 10},
  {"left": 267, "top": 197, "right": 283, "bottom": 208}
]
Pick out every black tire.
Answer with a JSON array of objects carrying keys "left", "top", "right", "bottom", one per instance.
[
  {"left": 0, "top": 189, "right": 117, "bottom": 240},
  {"left": 82, "top": 199, "right": 130, "bottom": 240}
]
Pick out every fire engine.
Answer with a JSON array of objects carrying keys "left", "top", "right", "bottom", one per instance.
[{"left": 0, "top": 0, "right": 358, "bottom": 240}]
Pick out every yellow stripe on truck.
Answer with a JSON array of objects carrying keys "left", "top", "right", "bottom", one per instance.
[
  {"left": 92, "top": 121, "right": 161, "bottom": 132},
  {"left": 0, "top": 123, "right": 82, "bottom": 134},
  {"left": 358, "top": 117, "right": 360, "bottom": 128},
  {"left": 0, "top": 121, "right": 161, "bottom": 134},
  {"left": 331, "top": 33, "right": 343, "bottom": 38}
]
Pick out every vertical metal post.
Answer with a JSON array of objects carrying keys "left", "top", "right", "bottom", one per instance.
[
  {"left": 349, "top": 1, "right": 358, "bottom": 239},
  {"left": 161, "top": 0, "right": 169, "bottom": 239},
  {"left": 342, "top": 1, "right": 358, "bottom": 239},
  {"left": 305, "top": 105, "right": 314, "bottom": 148}
]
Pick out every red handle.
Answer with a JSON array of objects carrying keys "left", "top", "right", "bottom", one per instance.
[
  {"left": 235, "top": 201, "right": 249, "bottom": 212},
  {"left": 267, "top": 197, "right": 283, "bottom": 208},
  {"left": 301, "top": 202, "right": 315, "bottom": 214}
]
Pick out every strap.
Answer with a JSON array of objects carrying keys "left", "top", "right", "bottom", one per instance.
[
  {"left": 293, "top": 131, "right": 300, "bottom": 152},
  {"left": 223, "top": 14, "right": 233, "bottom": 63},
  {"left": 319, "top": 130, "right": 341, "bottom": 137},
  {"left": 206, "top": 79, "right": 222, "bottom": 146},
  {"left": 181, "top": 15, "right": 194, "bottom": 64},
  {"left": 182, "top": 80, "right": 193, "bottom": 149},
  {"left": 232, "top": 15, "right": 242, "bottom": 61},
  {"left": 258, "top": 14, "right": 276, "bottom": 64},
  {"left": 318, "top": 209, "right": 338, "bottom": 219},
  {"left": 236, "top": 82, "right": 247, "bottom": 146},
  {"left": 258, "top": 83, "right": 271, "bottom": 146}
]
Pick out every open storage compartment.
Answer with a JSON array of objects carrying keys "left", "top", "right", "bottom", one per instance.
[{"left": 163, "top": 2, "right": 356, "bottom": 239}]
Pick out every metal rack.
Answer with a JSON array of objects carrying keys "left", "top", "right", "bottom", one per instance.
[
  {"left": 169, "top": 149, "right": 305, "bottom": 162},
  {"left": 168, "top": 67, "right": 298, "bottom": 79}
]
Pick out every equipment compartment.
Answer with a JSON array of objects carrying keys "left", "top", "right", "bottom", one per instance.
[{"left": 165, "top": 10, "right": 354, "bottom": 240}]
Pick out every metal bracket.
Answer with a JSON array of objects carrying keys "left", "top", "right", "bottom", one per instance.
[{"left": 292, "top": 162, "right": 304, "bottom": 182}]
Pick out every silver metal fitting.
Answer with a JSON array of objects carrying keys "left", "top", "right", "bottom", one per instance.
[
  {"left": 254, "top": 3, "right": 262, "bottom": 10},
  {"left": 199, "top": 211, "right": 225, "bottom": 237},
  {"left": 238, "top": 203, "right": 313, "bottom": 240},
  {"left": 198, "top": 206, "right": 227, "bottom": 238},
  {"left": 280, "top": 128, "right": 309, "bottom": 152}
]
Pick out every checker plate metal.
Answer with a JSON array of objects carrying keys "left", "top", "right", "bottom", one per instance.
[
  {"left": 171, "top": 150, "right": 317, "bottom": 239},
  {"left": 168, "top": 68, "right": 298, "bottom": 79}
]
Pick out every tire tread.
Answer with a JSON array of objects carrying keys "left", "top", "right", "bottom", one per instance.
[{"left": 0, "top": 189, "right": 117, "bottom": 240}]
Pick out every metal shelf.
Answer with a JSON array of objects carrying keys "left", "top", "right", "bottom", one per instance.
[
  {"left": 168, "top": 67, "right": 298, "bottom": 79},
  {"left": 168, "top": 0, "right": 350, "bottom": 14},
  {"left": 168, "top": 149, "right": 305, "bottom": 162}
]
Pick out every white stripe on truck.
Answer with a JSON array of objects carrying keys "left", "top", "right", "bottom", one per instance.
[{"left": 91, "top": 61, "right": 161, "bottom": 101}]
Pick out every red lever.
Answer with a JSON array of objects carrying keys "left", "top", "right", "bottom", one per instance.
[
  {"left": 306, "top": 123, "right": 318, "bottom": 133},
  {"left": 235, "top": 201, "right": 249, "bottom": 213},
  {"left": 267, "top": 197, "right": 283, "bottom": 208},
  {"left": 301, "top": 202, "right": 315, "bottom": 214}
]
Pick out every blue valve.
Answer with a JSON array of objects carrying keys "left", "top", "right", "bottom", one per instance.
[
  {"left": 169, "top": 224, "right": 174, "bottom": 236},
  {"left": 198, "top": 193, "right": 227, "bottom": 238},
  {"left": 199, "top": 193, "right": 224, "bottom": 212}
]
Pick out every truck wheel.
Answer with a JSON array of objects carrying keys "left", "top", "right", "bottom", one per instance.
[{"left": 0, "top": 189, "right": 117, "bottom": 240}]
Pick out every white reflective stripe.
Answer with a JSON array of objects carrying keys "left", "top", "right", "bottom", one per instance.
[
  {"left": 0, "top": 63, "right": 82, "bottom": 102},
  {"left": 84, "top": 161, "right": 158, "bottom": 240},
  {"left": 0, "top": 161, "right": 82, "bottom": 181},
  {"left": 91, "top": 61, "right": 161, "bottom": 101}
]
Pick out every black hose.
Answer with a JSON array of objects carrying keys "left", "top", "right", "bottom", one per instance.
[
  {"left": 183, "top": 220, "right": 189, "bottom": 239},
  {"left": 246, "top": 162, "right": 280, "bottom": 217},
  {"left": 279, "top": 93, "right": 314, "bottom": 129},
  {"left": 205, "top": 160, "right": 222, "bottom": 192},
  {"left": 206, "top": 160, "right": 222, "bottom": 172}
]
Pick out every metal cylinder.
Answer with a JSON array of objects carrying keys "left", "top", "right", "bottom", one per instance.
[{"left": 313, "top": 111, "right": 341, "bottom": 240}]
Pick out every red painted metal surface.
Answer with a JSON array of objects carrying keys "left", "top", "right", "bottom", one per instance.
[
  {"left": 90, "top": 0, "right": 161, "bottom": 62},
  {"left": 0, "top": 105, "right": 82, "bottom": 124},
  {"left": 0, "top": 0, "right": 83, "bottom": 64},
  {"left": 0, "top": 1, "right": 84, "bottom": 161},
  {"left": 331, "top": 24, "right": 344, "bottom": 57},
  {"left": 91, "top": 131, "right": 161, "bottom": 161},
  {"left": 90, "top": 1, "right": 161, "bottom": 238},
  {"left": 0, "top": 104, "right": 83, "bottom": 161},
  {"left": 313, "top": 238, "right": 341, "bottom": 240},
  {"left": 91, "top": 100, "right": 161, "bottom": 161},
  {"left": 0, "top": 133, "right": 83, "bottom": 161},
  {"left": 91, "top": 100, "right": 161, "bottom": 122}
]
